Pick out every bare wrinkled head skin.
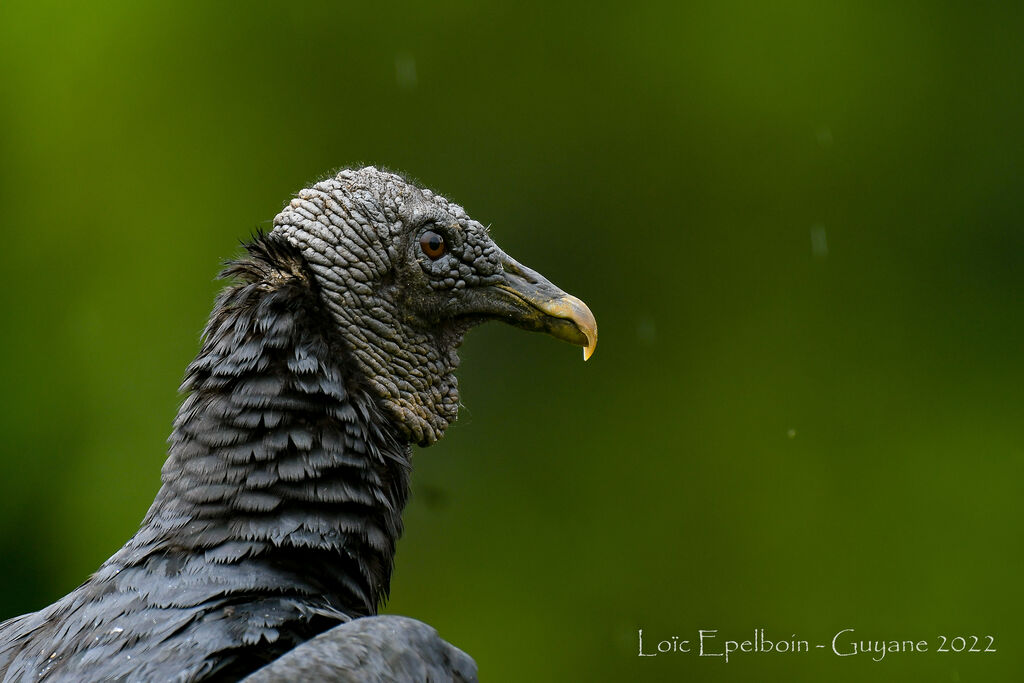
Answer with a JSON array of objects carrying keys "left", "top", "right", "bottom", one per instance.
[{"left": 272, "top": 166, "right": 596, "bottom": 445}]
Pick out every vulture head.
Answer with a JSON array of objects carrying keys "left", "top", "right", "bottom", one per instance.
[
  {"left": 0, "top": 166, "right": 595, "bottom": 682},
  {"left": 271, "top": 166, "right": 597, "bottom": 445}
]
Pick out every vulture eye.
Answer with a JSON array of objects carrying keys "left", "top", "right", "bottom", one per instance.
[{"left": 419, "top": 230, "right": 446, "bottom": 260}]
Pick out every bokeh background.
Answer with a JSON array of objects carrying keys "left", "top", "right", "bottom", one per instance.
[{"left": 1, "top": 2, "right": 1021, "bottom": 681}]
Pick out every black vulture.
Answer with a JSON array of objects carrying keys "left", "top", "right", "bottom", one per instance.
[{"left": 0, "top": 167, "right": 596, "bottom": 682}]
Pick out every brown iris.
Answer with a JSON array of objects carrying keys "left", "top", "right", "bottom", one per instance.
[{"left": 419, "top": 230, "right": 446, "bottom": 259}]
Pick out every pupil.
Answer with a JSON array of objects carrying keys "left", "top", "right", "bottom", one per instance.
[{"left": 430, "top": 235, "right": 442, "bottom": 250}]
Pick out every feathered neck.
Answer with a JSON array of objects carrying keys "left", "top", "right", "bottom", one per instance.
[
  {"left": 0, "top": 237, "right": 418, "bottom": 682},
  {"left": 0, "top": 236, "right": 419, "bottom": 682},
  {"left": 138, "top": 234, "right": 413, "bottom": 617}
]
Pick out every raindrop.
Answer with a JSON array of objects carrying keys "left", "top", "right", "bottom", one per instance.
[
  {"left": 810, "top": 224, "right": 828, "bottom": 259},
  {"left": 395, "top": 53, "right": 417, "bottom": 90}
]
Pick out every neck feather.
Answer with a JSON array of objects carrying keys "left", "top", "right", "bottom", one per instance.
[
  {"left": 0, "top": 237, "right": 419, "bottom": 683},
  {"left": 140, "top": 235, "right": 412, "bottom": 617}
]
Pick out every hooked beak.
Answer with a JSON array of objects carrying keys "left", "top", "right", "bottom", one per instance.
[{"left": 491, "top": 253, "right": 598, "bottom": 361}]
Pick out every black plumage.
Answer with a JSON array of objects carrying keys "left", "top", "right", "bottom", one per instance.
[
  {"left": 240, "top": 616, "right": 476, "bottom": 682},
  {"left": 0, "top": 167, "right": 596, "bottom": 682}
]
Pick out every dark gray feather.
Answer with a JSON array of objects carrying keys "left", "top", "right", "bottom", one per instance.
[{"left": 241, "top": 616, "right": 477, "bottom": 683}]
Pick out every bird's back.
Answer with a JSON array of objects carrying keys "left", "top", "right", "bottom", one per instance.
[{"left": 0, "top": 518, "right": 352, "bottom": 681}]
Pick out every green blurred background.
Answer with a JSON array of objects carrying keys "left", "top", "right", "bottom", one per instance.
[{"left": 1, "top": 1, "right": 1021, "bottom": 681}]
